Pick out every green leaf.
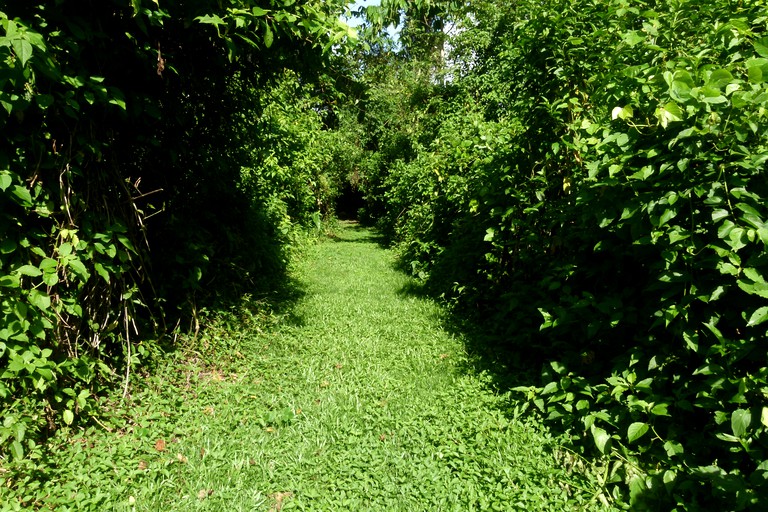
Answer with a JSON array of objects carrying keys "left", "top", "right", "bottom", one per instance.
[
  {"left": 28, "top": 289, "right": 51, "bottom": 311},
  {"left": 42, "top": 271, "right": 58, "bottom": 287},
  {"left": 747, "top": 58, "right": 768, "bottom": 84},
  {"left": 659, "top": 208, "right": 677, "bottom": 226},
  {"left": 670, "top": 76, "right": 693, "bottom": 102},
  {"left": 10, "top": 440, "right": 24, "bottom": 460},
  {"left": 94, "top": 262, "right": 110, "bottom": 283},
  {"left": 0, "top": 172, "right": 12, "bottom": 191},
  {"left": 39, "top": 258, "right": 57, "bottom": 272},
  {"left": 36, "top": 94, "right": 54, "bottom": 109},
  {"left": 711, "top": 209, "right": 729, "bottom": 222},
  {"left": 591, "top": 426, "right": 611, "bottom": 454},
  {"left": 754, "top": 37, "right": 768, "bottom": 58},
  {"left": 109, "top": 98, "right": 127, "bottom": 110},
  {"left": 11, "top": 185, "right": 32, "bottom": 207},
  {"left": 664, "top": 440, "right": 684, "bottom": 457},
  {"left": 16, "top": 265, "right": 42, "bottom": 277},
  {"left": 657, "top": 102, "right": 683, "bottom": 128},
  {"left": 732, "top": 409, "right": 751, "bottom": 438},
  {"left": 756, "top": 226, "right": 768, "bottom": 246},
  {"left": 728, "top": 227, "right": 748, "bottom": 251},
  {"left": 747, "top": 306, "right": 768, "bottom": 327},
  {"left": 116, "top": 234, "right": 136, "bottom": 253},
  {"left": 627, "top": 422, "right": 649, "bottom": 443},
  {"left": 66, "top": 258, "right": 91, "bottom": 280},
  {"left": 707, "top": 69, "right": 733, "bottom": 89},
  {"left": 761, "top": 407, "right": 768, "bottom": 428},
  {"left": 252, "top": 6, "right": 268, "bottom": 16},
  {"left": 264, "top": 24, "right": 274, "bottom": 48},
  {"left": 195, "top": 14, "right": 227, "bottom": 27},
  {"left": 0, "top": 274, "right": 20, "bottom": 287},
  {"left": 621, "top": 31, "right": 644, "bottom": 46},
  {"left": 541, "top": 381, "right": 559, "bottom": 395},
  {"left": 63, "top": 409, "right": 74, "bottom": 425},
  {"left": 549, "top": 361, "right": 567, "bottom": 375},
  {"left": 0, "top": 238, "right": 17, "bottom": 254},
  {"left": 11, "top": 39, "right": 33, "bottom": 67}
]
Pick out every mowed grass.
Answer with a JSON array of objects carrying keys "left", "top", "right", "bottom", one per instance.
[{"left": 5, "top": 222, "right": 608, "bottom": 511}]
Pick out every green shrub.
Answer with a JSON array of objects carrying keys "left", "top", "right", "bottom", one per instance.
[{"left": 354, "top": 0, "right": 768, "bottom": 507}]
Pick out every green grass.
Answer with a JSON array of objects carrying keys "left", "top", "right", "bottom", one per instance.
[{"left": 1, "top": 222, "right": 610, "bottom": 511}]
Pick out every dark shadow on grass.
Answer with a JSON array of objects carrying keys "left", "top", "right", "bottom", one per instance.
[
  {"left": 395, "top": 275, "right": 544, "bottom": 400},
  {"left": 338, "top": 220, "right": 544, "bottom": 405},
  {"left": 327, "top": 220, "right": 388, "bottom": 247},
  {"left": 151, "top": 262, "right": 309, "bottom": 362}
]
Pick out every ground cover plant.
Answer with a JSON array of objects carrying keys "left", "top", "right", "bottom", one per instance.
[{"left": 0, "top": 223, "right": 605, "bottom": 510}]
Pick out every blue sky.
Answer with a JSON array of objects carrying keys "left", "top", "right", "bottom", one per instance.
[
  {"left": 343, "top": 0, "right": 399, "bottom": 40},
  {"left": 344, "top": 0, "right": 380, "bottom": 27}
]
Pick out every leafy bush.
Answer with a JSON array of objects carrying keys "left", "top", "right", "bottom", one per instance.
[
  {"left": 353, "top": 0, "right": 768, "bottom": 508},
  {"left": 1, "top": 0, "right": 353, "bottom": 469}
]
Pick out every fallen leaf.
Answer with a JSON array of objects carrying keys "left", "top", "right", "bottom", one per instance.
[
  {"left": 197, "top": 489, "right": 213, "bottom": 500},
  {"left": 334, "top": 363, "right": 343, "bottom": 369},
  {"left": 176, "top": 453, "right": 188, "bottom": 463},
  {"left": 154, "top": 439, "right": 166, "bottom": 452},
  {"left": 269, "top": 491, "right": 293, "bottom": 511},
  {"left": 320, "top": 380, "right": 330, "bottom": 388},
  {"left": 138, "top": 460, "right": 148, "bottom": 470}
]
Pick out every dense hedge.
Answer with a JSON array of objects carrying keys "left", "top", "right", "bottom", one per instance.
[
  {"left": 354, "top": 0, "right": 768, "bottom": 508},
  {"left": 0, "top": 0, "right": 352, "bottom": 464}
]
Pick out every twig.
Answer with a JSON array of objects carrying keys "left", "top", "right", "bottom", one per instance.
[{"left": 122, "top": 306, "right": 131, "bottom": 399}]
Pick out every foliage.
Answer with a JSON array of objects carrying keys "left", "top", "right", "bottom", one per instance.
[
  {"left": 352, "top": 0, "right": 768, "bottom": 508},
  {"left": 0, "top": 0, "right": 353, "bottom": 470}
]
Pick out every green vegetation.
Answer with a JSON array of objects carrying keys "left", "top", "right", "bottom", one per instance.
[
  {"left": 2, "top": 0, "right": 768, "bottom": 509},
  {"left": 1, "top": 223, "right": 603, "bottom": 510},
  {"left": 350, "top": 0, "right": 768, "bottom": 508},
  {"left": 0, "top": 0, "right": 353, "bottom": 465}
]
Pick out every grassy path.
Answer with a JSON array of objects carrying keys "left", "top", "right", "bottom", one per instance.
[{"left": 17, "top": 223, "right": 600, "bottom": 511}]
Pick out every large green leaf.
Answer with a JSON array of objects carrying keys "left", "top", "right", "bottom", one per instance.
[
  {"left": 731, "top": 409, "right": 751, "bottom": 438},
  {"left": 27, "top": 289, "right": 51, "bottom": 311},
  {"left": 11, "top": 39, "right": 33, "bottom": 68},
  {"left": 754, "top": 37, "right": 768, "bottom": 58},
  {"left": 747, "top": 306, "right": 768, "bottom": 327},
  {"left": 591, "top": 425, "right": 611, "bottom": 454},
  {"left": 627, "top": 422, "right": 649, "bottom": 443}
]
